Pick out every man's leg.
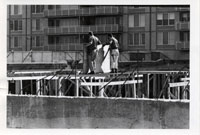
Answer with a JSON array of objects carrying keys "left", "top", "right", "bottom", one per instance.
[
  {"left": 88, "top": 50, "right": 97, "bottom": 74},
  {"left": 113, "top": 49, "right": 119, "bottom": 73},
  {"left": 88, "top": 54, "right": 94, "bottom": 73}
]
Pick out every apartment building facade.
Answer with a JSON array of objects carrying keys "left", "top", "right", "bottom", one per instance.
[{"left": 7, "top": 5, "right": 190, "bottom": 62}]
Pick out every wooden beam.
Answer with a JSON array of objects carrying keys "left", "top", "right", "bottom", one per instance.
[
  {"left": 169, "top": 82, "right": 189, "bottom": 87},
  {"left": 8, "top": 76, "right": 45, "bottom": 80},
  {"left": 80, "top": 80, "right": 143, "bottom": 86},
  {"left": 147, "top": 73, "right": 150, "bottom": 98},
  {"left": 180, "top": 78, "right": 190, "bottom": 81}
]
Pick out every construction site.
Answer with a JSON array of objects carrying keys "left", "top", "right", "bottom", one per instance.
[{"left": 7, "top": 5, "right": 189, "bottom": 129}]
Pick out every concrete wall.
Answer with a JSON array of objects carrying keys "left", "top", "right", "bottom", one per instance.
[{"left": 7, "top": 96, "right": 189, "bottom": 129}]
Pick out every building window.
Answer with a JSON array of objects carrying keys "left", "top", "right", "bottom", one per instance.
[
  {"left": 64, "top": 36, "right": 79, "bottom": 43},
  {"left": 10, "top": 20, "right": 22, "bottom": 31},
  {"left": 60, "top": 18, "right": 78, "bottom": 26},
  {"left": 128, "top": 14, "right": 145, "bottom": 27},
  {"left": 48, "top": 36, "right": 60, "bottom": 44},
  {"left": 157, "top": 13, "right": 175, "bottom": 26},
  {"left": 32, "top": 19, "right": 43, "bottom": 31},
  {"left": 32, "top": 36, "right": 44, "bottom": 47},
  {"left": 48, "top": 36, "right": 79, "bottom": 45},
  {"left": 10, "top": 36, "right": 22, "bottom": 48},
  {"left": 31, "top": 5, "right": 44, "bottom": 13},
  {"left": 10, "top": 5, "right": 22, "bottom": 15},
  {"left": 129, "top": 33, "right": 145, "bottom": 46},
  {"left": 169, "top": 13, "right": 175, "bottom": 25},
  {"left": 48, "top": 19, "right": 60, "bottom": 27},
  {"left": 48, "top": 5, "right": 54, "bottom": 10},
  {"left": 157, "top": 32, "right": 175, "bottom": 45},
  {"left": 130, "top": 53, "right": 145, "bottom": 61},
  {"left": 96, "top": 17, "right": 119, "bottom": 25},
  {"left": 180, "top": 31, "right": 190, "bottom": 42},
  {"left": 48, "top": 5, "right": 79, "bottom": 10},
  {"left": 180, "top": 12, "right": 190, "bottom": 22}
]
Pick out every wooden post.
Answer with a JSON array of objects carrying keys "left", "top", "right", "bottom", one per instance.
[
  {"left": 58, "top": 78, "right": 62, "bottom": 96},
  {"left": 75, "top": 79, "right": 79, "bottom": 97},
  {"left": 133, "top": 83, "right": 136, "bottom": 98},
  {"left": 55, "top": 80, "right": 58, "bottom": 96},
  {"left": 36, "top": 80, "right": 40, "bottom": 95},
  {"left": 168, "top": 77, "right": 171, "bottom": 99},
  {"left": 30, "top": 80, "right": 33, "bottom": 95},
  {"left": 20, "top": 80, "right": 23, "bottom": 95},
  {"left": 177, "top": 86, "right": 180, "bottom": 99},
  {"left": 90, "top": 77, "right": 93, "bottom": 97},
  {"left": 147, "top": 73, "right": 150, "bottom": 98},
  {"left": 153, "top": 74, "right": 157, "bottom": 98},
  {"left": 157, "top": 74, "right": 160, "bottom": 97},
  {"left": 99, "top": 79, "right": 104, "bottom": 97}
]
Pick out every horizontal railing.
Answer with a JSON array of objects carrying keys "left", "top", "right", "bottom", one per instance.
[
  {"left": 176, "top": 41, "right": 189, "bottom": 50},
  {"left": 44, "top": 6, "right": 120, "bottom": 17},
  {"left": 45, "top": 24, "right": 122, "bottom": 35},
  {"left": 175, "top": 22, "right": 190, "bottom": 30},
  {"left": 7, "top": 51, "right": 83, "bottom": 64}
]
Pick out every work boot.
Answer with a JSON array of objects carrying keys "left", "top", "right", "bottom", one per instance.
[
  {"left": 114, "top": 68, "right": 118, "bottom": 73},
  {"left": 88, "top": 71, "right": 95, "bottom": 74},
  {"left": 110, "top": 68, "right": 115, "bottom": 73}
]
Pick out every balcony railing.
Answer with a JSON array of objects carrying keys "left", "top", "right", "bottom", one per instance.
[
  {"left": 7, "top": 51, "right": 83, "bottom": 64},
  {"left": 45, "top": 24, "right": 122, "bottom": 35},
  {"left": 176, "top": 22, "right": 190, "bottom": 30},
  {"left": 176, "top": 41, "right": 189, "bottom": 50},
  {"left": 44, "top": 6, "right": 120, "bottom": 17},
  {"left": 176, "top": 7, "right": 190, "bottom": 11}
]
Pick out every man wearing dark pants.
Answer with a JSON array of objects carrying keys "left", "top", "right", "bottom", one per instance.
[
  {"left": 107, "top": 33, "right": 119, "bottom": 73},
  {"left": 85, "top": 31, "right": 101, "bottom": 74}
]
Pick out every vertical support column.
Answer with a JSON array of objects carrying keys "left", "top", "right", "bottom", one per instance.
[
  {"left": 36, "top": 80, "right": 41, "bottom": 95},
  {"left": 58, "top": 78, "right": 62, "bottom": 96},
  {"left": 177, "top": 86, "right": 180, "bottom": 99},
  {"left": 99, "top": 79, "right": 104, "bottom": 97},
  {"left": 133, "top": 83, "right": 136, "bottom": 98},
  {"left": 147, "top": 73, "right": 150, "bottom": 98},
  {"left": 90, "top": 77, "right": 93, "bottom": 97},
  {"left": 157, "top": 74, "right": 160, "bottom": 97},
  {"left": 153, "top": 74, "right": 157, "bottom": 98},
  {"left": 75, "top": 79, "right": 79, "bottom": 97},
  {"left": 20, "top": 80, "right": 23, "bottom": 95},
  {"left": 167, "top": 76, "right": 171, "bottom": 99},
  {"left": 30, "top": 80, "right": 33, "bottom": 95},
  {"left": 55, "top": 79, "right": 58, "bottom": 96}
]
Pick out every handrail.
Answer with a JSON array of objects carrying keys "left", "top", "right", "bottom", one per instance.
[
  {"left": 22, "top": 50, "right": 32, "bottom": 63},
  {"left": 7, "top": 50, "right": 14, "bottom": 58}
]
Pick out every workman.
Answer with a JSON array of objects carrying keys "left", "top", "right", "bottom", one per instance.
[
  {"left": 85, "top": 31, "right": 101, "bottom": 74},
  {"left": 106, "top": 33, "right": 119, "bottom": 73}
]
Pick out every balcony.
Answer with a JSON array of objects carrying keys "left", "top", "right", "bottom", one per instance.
[
  {"left": 7, "top": 51, "right": 83, "bottom": 64},
  {"left": 176, "top": 22, "right": 190, "bottom": 30},
  {"left": 176, "top": 7, "right": 190, "bottom": 11},
  {"left": 45, "top": 24, "right": 122, "bottom": 35},
  {"left": 176, "top": 41, "right": 189, "bottom": 50},
  {"left": 44, "top": 6, "right": 120, "bottom": 17}
]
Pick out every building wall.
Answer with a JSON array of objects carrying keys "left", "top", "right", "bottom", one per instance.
[
  {"left": 7, "top": 5, "right": 190, "bottom": 61},
  {"left": 7, "top": 96, "right": 189, "bottom": 128}
]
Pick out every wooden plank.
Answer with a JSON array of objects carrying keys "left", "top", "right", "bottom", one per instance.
[
  {"left": 147, "top": 74, "right": 150, "bottom": 98},
  {"left": 180, "top": 78, "right": 190, "bottom": 81},
  {"left": 36, "top": 80, "right": 40, "bottom": 95},
  {"left": 7, "top": 76, "right": 46, "bottom": 80},
  {"left": 169, "top": 82, "right": 189, "bottom": 87},
  {"left": 80, "top": 80, "right": 143, "bottom": 86},
  {"left": 99, "top": 79, "right": 104, "bottom": 97},
  {"left": 75, "top": 79, "right": 79, "bottom": 97}
]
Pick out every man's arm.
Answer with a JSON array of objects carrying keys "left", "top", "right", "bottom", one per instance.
[{"left": 85, "top": 37, "right": 93, "bottom": 47}]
